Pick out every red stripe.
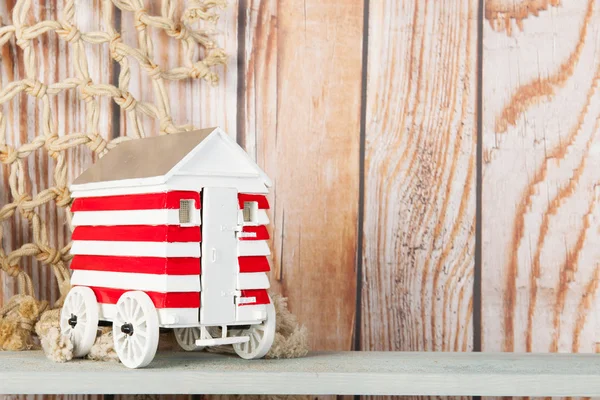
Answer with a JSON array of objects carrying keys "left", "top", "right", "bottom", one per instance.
[
  {"left": 84, "top": 286, "right": 200, "bottom": 308},
  {"left": 70, "top": 255, "right": 201, "bottom": 275},
  {"left": 238, "top": 256, "right": 270, "bottom": 273},
  {"left": 72, "top": 191, "right": 201, "bottom": 212},
  {"left": 238, "top": 194, "right": 269, "bottom": 209},
  {"left": 239, "top": 289, "right": 270, "bottom": 306},
  {"left": 72, "top": 225, "right": 201, "bottom": 242},
  {"left": 239, "top": 226, "right": 269, "bottom": 241}
]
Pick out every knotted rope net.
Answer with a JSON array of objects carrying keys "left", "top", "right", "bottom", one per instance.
[{"left": 0, "top": 0, "right": 227, "bottom": 350}]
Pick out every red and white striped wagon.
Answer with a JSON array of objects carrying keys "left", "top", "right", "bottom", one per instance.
[{"left": 60, "top": 127, "right": 276, "bottom": 368}]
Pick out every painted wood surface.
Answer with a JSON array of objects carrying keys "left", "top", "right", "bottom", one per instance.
[
  {"left": 361, "top": 0, "right": 477, "bottom": 354},
  {"left": 4, "top": 351, "right": 600, "bottom": 396},
  {"left": 238, "top": 0, "right": 363, "bottom": 351},
  {"left": 482, "top": 0, "right": 600, "bottom": 354}
]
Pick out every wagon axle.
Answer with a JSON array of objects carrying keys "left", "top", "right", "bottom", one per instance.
[
  {"left": 68, "top": 314, "right": 77, "bottom": 328},
  {"left": 120, "top": 323, "right": 134, "bottom": 336}
]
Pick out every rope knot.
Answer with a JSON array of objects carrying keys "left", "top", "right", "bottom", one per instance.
[
  {"left": 190, "top": 61, "right": 209, "bottom": 79},
  {"left": 183, "top": 0, "right": 226, "bottom": 23},
  {"left": 15, "top": 37, "right": 30, "bottom": 49},
  {"left": 115, "top": 92, "right": 137, "bottom": 111},
  {"left": 109, "top": 34, "right": 124, "bottom": 62},
  {"left": 159, "top": 116, "right": 174, "bottom": 133},
  {"left": 16, "top": 193, "right": 33, "bottom": 219},
  {"left": 0, "top": 144, "right": 18, "bottom": 164},
  {"left": 148, "top": 63, "right": 162, "bottom": 79},
  {"left": 79, "top": 79, "right": 94, "bottom": 102},
  {"left": 191, "top": 60, "right": 220, "bottom": 85},
  {"left": 57, "top": 26, "right": 81, "bottom": 43},
  {"left": 16, "top": 193, "right": 32, "bottom": 203},
  {"left": 134, "top": 9, "right": 148, "bottom": 31},
  {"left": 87, "top": 133, "right": 107, "bottom": 154},
  {"left": 0, "top": 294, "right": 47, "bottom": 350},
  {"left": 167, "top": 23, "right": 189, "bottom": 40},
  {"left": 4, "top": 263, "right": 21, "bottom": 278},
  {"left": 27, "top": 80, "right": 48, "bottom": 99},
  {"left": 44, "top": 135, "right": 60, "bottom": 159},
  {"left": 36, "top": 246, "right": 62, "bottom": 265},
  {"left": 52, "top": 186, "right": 71, "bottom": 207}
]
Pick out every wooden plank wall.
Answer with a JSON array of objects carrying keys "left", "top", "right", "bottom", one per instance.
[
  {"left": 1, "top": 1, "right": 599, "bottom": 399},
  {"left": 239, "top": 0, "right": 363, "bottom": 351},
  {"left": 362, "top": 0, "right": 477, "bottom": 354},
  {"left": 483, "top": 0, "right": 600, "bottom": 354}
]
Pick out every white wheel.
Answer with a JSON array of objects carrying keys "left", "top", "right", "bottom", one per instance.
[
  {"left": 112, "top": 291, "right": 159, "bottom": 369},
  {"left": 173, "top": 327, "right": 204, "bottom": 351},
  {"left": 232, "top": 302, "right": 276, "bottom": 360},
  {"left": 60, "top": 286, "right": 99, "bottom": 358}
]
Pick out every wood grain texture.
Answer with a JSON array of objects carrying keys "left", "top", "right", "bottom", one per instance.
[
  {"left": 482, "top": 0, "right": 600, "bottom": 353},
  {"left": 0, "top": 0, "right": 114, "bottom": 306},
  {"left": 485, "top": 0, "right": 561, "bottom": 36},
  {"left": 361, "top": 0, "right": 477, "bottom": 355},
  {"left": 238, "top": 0, "right": 363, "bottom": 351}
]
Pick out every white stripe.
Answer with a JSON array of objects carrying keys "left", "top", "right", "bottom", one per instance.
[
  {"left": 72, "top": 205, "right": 264, "bottom": 228},
  {"left": 71, "top": 240, "right": 201, "bottom": 258},
  {"left": 99, "top": 304, "right": 199, "bottom": 327},
  {"left": 239, "top": 210, "right": 269, "bottom": 226},
  {"left": 71, "top": 184, "right": 169, "bottom": 198},
  {"left": 72, "top": 209, "right": 201, "bottom": 226},
  {"left": 238, "top": 240, "right": 271, "bottom": 256},
  {"left": 237, "top": 272, "right": 270, "bottom": 290},
  {"left": 236, "top": 304, "right": 267, "bottom": 323},
  {"left": 71, "top": 270, "right": 200, "bottom": 292}
]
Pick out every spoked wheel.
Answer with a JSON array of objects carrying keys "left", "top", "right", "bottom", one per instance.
[
  {"left": 60, "top": 286, "right": 99, "bottom": 358},
  {"left": 232, "top": 301, "right": 276, "bottom": 359},
  {"left": 173, "top": 327, "right": 204, "bottom": 351},
  {"left": 112, "top": 291, "right": 159, "bottom": 369}
]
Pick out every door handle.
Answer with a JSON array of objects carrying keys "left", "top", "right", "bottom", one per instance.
[{"left": 211, "top": 248, "right": 217, "bottom": 262}]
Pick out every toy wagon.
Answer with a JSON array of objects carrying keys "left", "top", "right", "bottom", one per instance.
[{"left": 60, "top": 127, "right": 276, "bottom": 368}]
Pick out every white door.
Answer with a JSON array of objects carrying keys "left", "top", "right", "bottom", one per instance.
[{"left": 201, "top": 187, "right": 238, "bottom": 325}]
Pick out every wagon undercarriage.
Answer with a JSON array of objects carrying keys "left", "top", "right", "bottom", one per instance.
[{"left": 61, "top": 286, "right": 276, "bottom": 368}]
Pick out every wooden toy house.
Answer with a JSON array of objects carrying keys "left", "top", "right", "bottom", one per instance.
[{"left": 60, "top": 127, "right": 275, "bottom": 368}]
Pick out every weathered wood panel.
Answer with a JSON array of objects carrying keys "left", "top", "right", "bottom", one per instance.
[
  {"left": 361, "top": 0, "right": 477, "bottom": 357},
  {"left": 239, "top": 0, "right": 363, "bottom": 351},
  {"left": 482, "top": 0, "right": 600, "bottom": 353},
  {"left": 0, "top": 0, "right": 114, "bottom": 306}
]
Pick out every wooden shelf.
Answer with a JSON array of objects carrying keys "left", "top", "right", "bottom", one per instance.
[{"left": 1, "top": 351, "right": 600, "bottom": 395}]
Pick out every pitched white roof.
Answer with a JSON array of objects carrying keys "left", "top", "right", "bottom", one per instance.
[{"left": 71, "top": 127, "right": 272, "bottom": 191}]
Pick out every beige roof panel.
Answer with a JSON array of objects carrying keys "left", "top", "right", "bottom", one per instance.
[{"left": 72, "top": 128, "right": 217, "bottom": 185}]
